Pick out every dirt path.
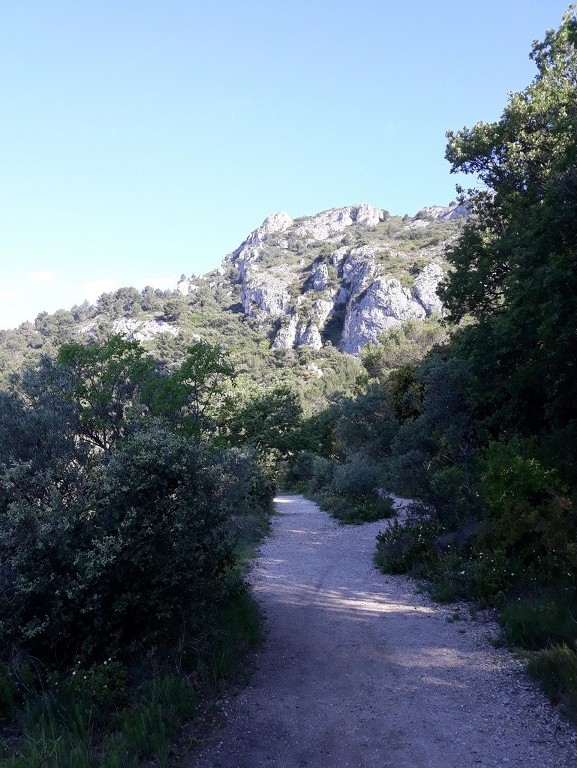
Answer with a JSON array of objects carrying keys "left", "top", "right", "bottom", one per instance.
[{"left": 188, "top": 494, "right": 577, "bottom": 768}]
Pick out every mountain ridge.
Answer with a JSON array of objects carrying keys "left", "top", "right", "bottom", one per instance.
[{"left": 0, "top": 201, "right": 467, "bottom": 386}]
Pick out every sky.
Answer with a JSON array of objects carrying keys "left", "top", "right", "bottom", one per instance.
[{"left": 0, "top": 1, "right": 573, "bottom": 330}]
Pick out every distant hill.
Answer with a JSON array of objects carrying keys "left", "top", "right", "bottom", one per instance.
[{"left": 0, "top": 202, "right": 466, "bottom": 402}]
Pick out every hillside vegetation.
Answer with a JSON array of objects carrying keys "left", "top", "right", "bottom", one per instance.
[{"left": 0, "top": 6, "right": 576, "bottom": 763}]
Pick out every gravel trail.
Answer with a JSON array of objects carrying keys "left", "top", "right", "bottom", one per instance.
[{"left": 189, "top": 494, "right": 577, "bottom": 768}]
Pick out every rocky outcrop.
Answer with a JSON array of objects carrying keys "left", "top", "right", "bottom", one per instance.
[
  {"left": 221, "top": 202, "right": 464, "bottom": 355},
  {"left": 311, "top": 262, "right": 329, "bottom": 291},
  {"left": 340, "top": 262, "right": 445, "bottom": 354},
  {"left": 341, "top": 278, "right": 425, "bottom": 354},
  {"left": 272, "top": 311, "right": 326, "bottom": 352},
  {"left": 176, "top": 276, "right": 199, "bottom": 295},
  {"left": 272, "top": 315, "right": 299, "bottom": 350},
  {"left": 292, "top": 204, "right": 386, "bottom": 241},
  {"left": 110, "top": 319, "right": 180, "bottom": 341},
  {"left": 296, "top": 322, "right": 323, "bottom": 350},
  {"left": 340, "top": 246, "right": 380, "bottom": 295},
  {"left": 235, "top": 212, "right": 294, "bottom": 255},
  {"left": 414, "top": 202, "right": 469, "bottom": 222},
  {"left": 79, "top": 318, "right": 180, "bottom": 342},
  {"left": 413, "top": 263, "right": 444, "bottom": 315},
  {"left": 241, "top": 271, "right": 292, "bottom": 321}
]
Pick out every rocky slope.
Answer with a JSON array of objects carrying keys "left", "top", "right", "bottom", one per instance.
[
  {"left": 0, "top": 202, "right": 466, "bottom": 384},
  {"left": 175, "top": 202, "right": 466, "bottom": 355}
]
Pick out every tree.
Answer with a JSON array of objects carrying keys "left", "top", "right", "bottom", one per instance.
[
  {"left": 223, "top": 383, "right": 302, "bottom": 460},
  {"left": 165, "top": 341, "right": 235, "bottom": 437},
  {"left": 440, "top": 6, "right": 577, "bottom": 438},
  {"left": 56, "top": 335, "right": 156, "bottom": 452}
]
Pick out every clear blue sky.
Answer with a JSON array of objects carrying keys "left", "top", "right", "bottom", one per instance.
[{"left": 0, "top": 1, "right": 572, "bottom": 329}]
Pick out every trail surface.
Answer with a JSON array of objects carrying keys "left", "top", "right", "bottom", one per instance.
[{"left": 189, "top": 494, "right": 577, "bottom": 768}]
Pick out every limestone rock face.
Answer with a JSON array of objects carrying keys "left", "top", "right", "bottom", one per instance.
[
  {"left": 339, "top": 262, "right": 445, "bottom": 355},
  {"left": 341, "top": 246, "right": 380, "bottom": 295},
  {"left": 296, "top": 322, "right": 323, "bottom": 350},
  {"left": 272, "top": 315, "right": 299, "bottom": 350},
  {"left": 234, "top": 246, "right": 260, "bottom": 281},
  {"left": 220, "top": 201, "right": 466, "bottom": 355},
  {"left": 341, "top": 278, "right": 426, "bottom": 355},
  {"left": 240, "top": 212, "right": 294, "bottom": 250},
  {"left": 176, "top": 276, "right": 198, "bottom": 295},
  {"left": 414, "top": 202, "right": 469, "bottom": 223},
  {"left": 112, "top": 319, "right": 179, "bottom": 341},
  {"left": 240, "top": 271, "right": 292, "bottom": 320},
  {"left": 311, "top": 262, "right": 329, "bottom": 291},
  {"left": 413, "top": 262, "right": 444, "bottom": 315},
  {"left": 310, "top": 298, "right": 334, "bottom": 327},
  {"left": 292, "top": 204, "right": 386, "bottom": 241},
  {"left": 272, "top": 306, "right": 328, "bottom": 351}
]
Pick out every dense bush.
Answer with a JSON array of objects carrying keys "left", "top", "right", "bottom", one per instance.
[
  {"left": 501, "top": 591, "right": 577, "bottom": 650},
  {"left": 478, "top": 440, "right": 577, "bottom": 585},
  {"left": 331, "top": 457, "right": 381, "bottom": 499},
  {"left": 0, "top": 428, "right": 253, "bottom": 663},
  {"left": 374, "top": 513, "right": 442, "bottom": 576}
]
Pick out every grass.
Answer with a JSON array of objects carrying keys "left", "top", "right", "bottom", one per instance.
[
  {"left": 527, "top": 643, "right": 577, "bottom": 720},
  {"left": 500, "top": 591, "right": 577, "bottom": 650}
]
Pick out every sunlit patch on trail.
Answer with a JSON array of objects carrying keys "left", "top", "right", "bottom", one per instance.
[{"left": 253, "top": 579, "right": 436, "bottom": 620}]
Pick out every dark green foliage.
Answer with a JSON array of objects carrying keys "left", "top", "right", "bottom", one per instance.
[
  {"left": 335, "top": 383, "right": 398, "bottom": 462},
  {"left": 478, "top": 439, "right": 577, "bottom": 583},
  {"left": 360, "top": 317, "right": 448, "bottom": 381},
  {"left": 0, "top": 429, "right": 242, "bottom": 663},
  {"left": 324, "top": 494, "right": 394, "bottom": 525},
  {"left": 321, "top": 458, "right": 394, "bottom": 523},
  {"left": 386, "top": 363, "right": 422, "bottom": 422},
  {"left": 223, "top": 383, "right": 302, "bottom": 461},
  {"left": 501, "top": 591, "right": 577, "bottom": 650},
  {"left": 527, "top": 643, "right": 577, "bottom": 719},
  {"left": 441, "top": 7, "right": 577, "bottom": 441},
  {"left": 0, "top": 664, "right": 18, "bottom": 722},
  {"left": 385, "top": 356, "right": 475, "bottom": 523},
  {"left": 56, "top": 335, "right": 156, "bottom": 452},
  {"left": 0, "top": 331, "right": 275, "bottom": 763},
  {"left": 331, "top": 457, "right": 382, "bottom": 499},
  {"left": 307, "top": 454, "right": 335, "bottom": 494},
  {"left": 149, "top": 341, "right": 236, "bottom": 438},
  {"left": 375, "top": 515, "right": 442, "bottom": 576}
]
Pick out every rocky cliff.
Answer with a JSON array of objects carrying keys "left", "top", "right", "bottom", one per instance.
[
  {"left": 213, "top": 202, "right": 465, "bottom": 355},
  {"left": 0, "top": 202, "right": 466, "bottom": 381}
]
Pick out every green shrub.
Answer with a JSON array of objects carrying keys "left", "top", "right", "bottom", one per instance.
[
  {"left": 0, "top": 663, "right": 18, "bottom": 721},
  {"left": 0, "top": 428, "right": 270, "bottom": 664},
  {"left": 375, "top": 516, "right": 442, "bottom": 576},
  {"left": 285, "top": 450, "right": 318, "bottom": 489},
  {"left": 479, "top": 440, "right": 577, "bottom": 585},
  {"left": 339, "top": 496, "right": 394, "bottom": 524},
  {"left": 317, "top": 494, "right": 394, "bottom": 525},
  {"left": 331, "top": 457, "right": 381, "bottom": 499},
  {"left": 527, "top": 643, "right": 577, "bottom": 718},
  {"left": 307, "top": 455, "right": 335, "bottom": 494},
  {"left": 68, "top": 659, "right": 128, "bottom": 709}
]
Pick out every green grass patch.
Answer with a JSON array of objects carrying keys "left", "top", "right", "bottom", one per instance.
[
  {"left": 500, "top": 591, "right": 577, "bottom": 650},
  {"left": 527, "top": 643, "right": 577, "bottom": 720}
]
